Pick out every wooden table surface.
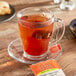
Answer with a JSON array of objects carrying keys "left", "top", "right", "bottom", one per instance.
[{"left": 0, "top": 0, "right": 76, "bottom": 76}]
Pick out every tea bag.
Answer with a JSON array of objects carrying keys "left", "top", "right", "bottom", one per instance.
[{"left": 32, "top": 30, "right": 52, "bottom": 39}]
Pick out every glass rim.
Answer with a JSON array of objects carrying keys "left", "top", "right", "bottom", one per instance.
[{"left": 17, "top": 7, "right": 54, "bottom": 24}]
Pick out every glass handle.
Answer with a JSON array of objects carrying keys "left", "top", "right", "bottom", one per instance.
[
  {"left": 48, "top": 18, "right": 65, "bottom": 47},
  {"left": 54, "top": 18, "right": 65, "bottom": 42}
]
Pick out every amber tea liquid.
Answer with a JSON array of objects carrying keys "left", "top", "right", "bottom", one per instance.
[{"left": 18, "top": 14, "right": 54, "bottom": 56}]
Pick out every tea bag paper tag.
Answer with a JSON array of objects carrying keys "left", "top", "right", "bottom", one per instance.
[{"left": 50, "top": 44, "right": 61, "bottom": 53}]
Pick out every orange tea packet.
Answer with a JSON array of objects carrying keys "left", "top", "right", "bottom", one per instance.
[{"left": 30, "top": 60, "right": 65, "bottom": 76}]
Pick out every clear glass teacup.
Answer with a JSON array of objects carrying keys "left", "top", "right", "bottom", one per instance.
[{"left": 16, "top": 7, "right": 65, "bottom": 60}]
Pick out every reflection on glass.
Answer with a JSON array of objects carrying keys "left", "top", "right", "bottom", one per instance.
[
  {"left": 54, "top": 0, "right": 61, "bottom": 4},
  {"left": 60, "top": 0, "right": 75, "bottom": 10}
]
